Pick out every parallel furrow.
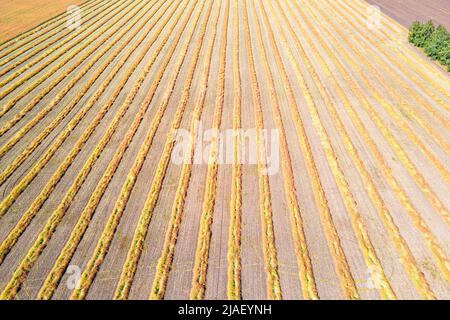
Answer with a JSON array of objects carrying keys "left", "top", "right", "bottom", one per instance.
[
  {"left": 331, "top": 0, "right": 450, "bottom": 113},
  {"left": 190, "top": 0, "right": 230, "bottom": 300},
  {"left": 112, "top": 0, "right": 206, "bottom": 300},
  {"left": 246, "top": 0, "right": 361, "bottom": 300},
  {"left": 242, "top": 0, "right": 281, "bottom": 300},
  {"left": 70, "top": 0, "right": 214, "bottom": 300},
  {"left": 339, "top": 2, "right": 450, "bottom": 132},
  {"left": 308, "top": 0, "right": 450, "bottom": 227},
  {"left": 350, "top": 0, "right": 450, "bottom": 91},
  {"left": 0, "top": 0, "right": 180, "bottom": 275},
  {"left": 34, "top": 0, "right": 199, "bottom": 301},
  {"left": 249, "top": 0, "right": 319, "bottom": 300},
  {"left": 0, "top": 5, "right": 187, "bottom": 301},
  {"left": 308, "top": 0, "right": 450, "bottom": 151},
  {"left": 226, "top": 0, "right": 243, "bottom": 300},
  {"left": 0, "top": 0, "right": 447, "bottom": 301},
  {"left": 0, "top": 0, "right": 134, "bottom": 108},
  {"left": 0, "top": 0, "right": 113, "bottom": 71},
  {"left": 307, "top": 2, "right": 450, "bottom": 187},
  {"left": 150, "top": 1, "right": 220, "bottom": 299},
  {"left": 268, "top": 0, "right": 395, "bottom": 300},
  {"left": 287, "top": 0, "right": 441, "bottom": 298},
  {"left": 283, "top": 0, "right": 434, "bottom": 299},
  {"left": 293, "top": 0, "right": 450, "bottom": 288},
  {"left": 0, "top": 0, "right": 101, "bottom": 55},
  {"left": 0, "top": 0, "right": 154, "bottom": 217},
  {"left": 0, "top": 0, "right": 162, "bottom": 153}
]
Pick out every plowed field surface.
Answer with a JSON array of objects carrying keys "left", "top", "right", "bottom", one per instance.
[{"left": 366, "top": 0, "right": 450, "bottom": 29}]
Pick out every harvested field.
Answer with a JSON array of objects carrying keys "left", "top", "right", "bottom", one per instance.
[
  {"left": 0, "top": 0, "right": 449, "bottom": 300},
  {"left": 0, "top": 0, "right": 85, "bottom": 43}
]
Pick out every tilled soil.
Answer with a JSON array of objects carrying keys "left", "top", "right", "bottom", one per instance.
[{"left": 366, "top": 0, "right": 450, "bottom": 28}]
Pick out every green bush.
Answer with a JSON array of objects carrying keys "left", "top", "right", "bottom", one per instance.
[
  {"left": 409, "top": 20, "right": 450, "bottom": 72},
  {"left": 439, "top": 46, "right": 450, "bottom": 71},
  {"left": 424, "top": 26, "right": 450, "bottom": 62},
  {"left": 408, "top": 20, "right": 435, "bottom": 47}
]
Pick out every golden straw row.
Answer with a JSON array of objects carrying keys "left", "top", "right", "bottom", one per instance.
[
  {"left": 36, "top": 0, "right": 201, "bottom": 300},
  {"left": 242, "top": 0, "right": 281, "bottom": 300},
  {"left": 0, "top": 0, "right": 161, "bottom": 150},
  {"left": 190, "top": 0, "right": 230, "bottom": 301},
  {"left": 283, "top": 0, "right": 438, "bottom": 298},
  {"left": 311, "top": 0, "right": 450, "bottom": 226},
  {"left": 0, "top": 0, "right": 180, "bottom": 268},
  {"left": 250, "top": 0, "right": 320, "bottom": 299},
  {"left": 0, "top": 0, "right": 153, "bottom": 217},
  {"left": 0, "top": 0, "right": 114, "bottom": 71},
  {"left": 267, "top": 0, "right": 397, "bottom": 299},
  {"left": 0, "top": 0, "right": 102, "bottom": 55},
  {"left": 226, "top": 0, "right": 243, "bottom": 301},
  {"left": 292, "top": 0, "right": 450, "bottom": 285},
  {"left": 150, "top": 0, "right": 219, "bottom": 300},
  {"left": 257, "top": 0, "right": 360, "bottom": 300},
  {"left": 333, "top": 0, "right": 450, "bottom": 113},
  {"left": 70, "top": 0, "right": 211, "bottom": 300},
  {"left": 266, "top": 0, "right": 386, "bottom": 299},
  {"left": 112, "top": 0, "right": 209, "bottom": 300},
  {"left": 0, "top": 0, "right": 134, "bottom": 105}
]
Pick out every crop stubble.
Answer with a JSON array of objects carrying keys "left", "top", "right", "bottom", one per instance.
[{"left": 0, "top": 0, "right": 448, "bottom": 299}]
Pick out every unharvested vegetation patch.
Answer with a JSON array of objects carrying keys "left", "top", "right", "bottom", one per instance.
[{"left": 409, "top": 20, "right": 450, "bottom": 71}]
